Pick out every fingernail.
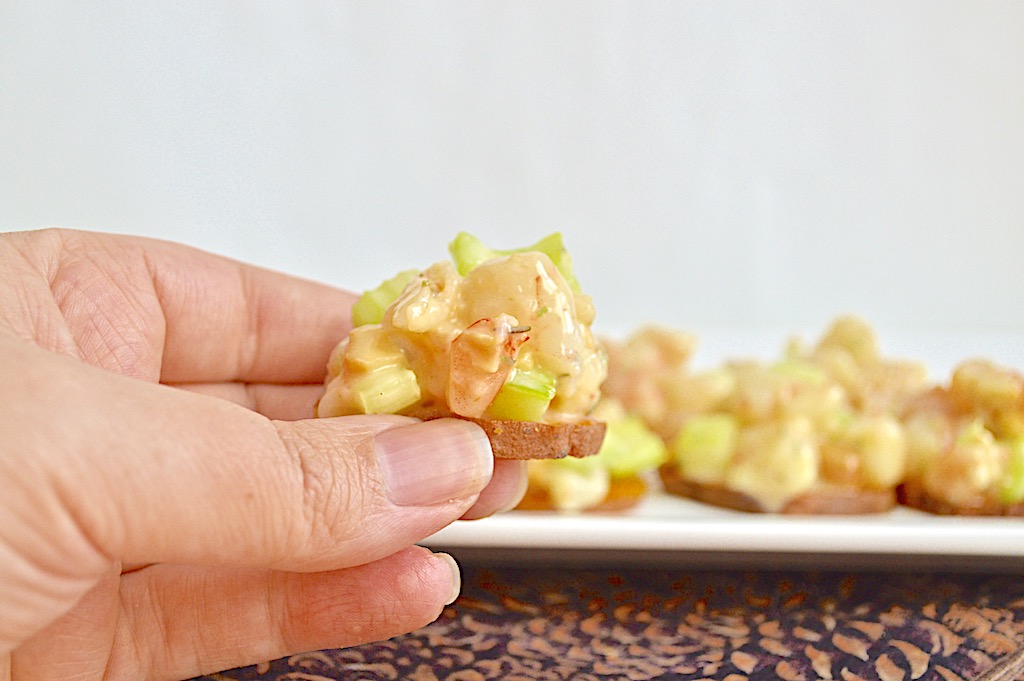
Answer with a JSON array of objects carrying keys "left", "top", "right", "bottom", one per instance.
[
  {"left": 374, "top": 418, "right": 493, "bottom": 506},
  {"left": 435, "top": 552, "right": 461, "bottom": 605}
]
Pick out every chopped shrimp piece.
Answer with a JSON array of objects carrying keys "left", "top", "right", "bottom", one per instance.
[{"left": 448, "top": 315, "right": 529, "bottom": 418}]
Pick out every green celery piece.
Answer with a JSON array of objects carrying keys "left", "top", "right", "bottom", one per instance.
[
  {"left": 448, "top": 232, "right": 496, "bottom": 276},
  {"left": 593, "top": 415, "right": 668, "bottom": 478},
  {"left": 351, "top": 269, "right": 419, "bottom": 327},
  {"left": 353, "top": 365, "right": 421, "bottom": 414},
  {"left": 448, "top": 232, "right": 580, "bottom": 290},
  {"left": 671, "top": 413, "right": 739, "bottom": 481},
  {"left": 547, "top": 451, "right": 603, "bottom": 474},
  {"left": 486, "top": 367, "right": 557, "bottom": 422},
  {"left": 997, "top": 438, "right": 1024, "bottom": 504},
  {"left": 772, "top": 358, "right": 827, "bottom": 384}
]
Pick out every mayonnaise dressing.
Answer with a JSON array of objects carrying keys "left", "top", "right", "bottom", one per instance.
[{"left": 317, "top": 251, "right": 606, "bottom": 423}]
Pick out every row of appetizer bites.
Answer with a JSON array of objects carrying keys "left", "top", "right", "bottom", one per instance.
[
  {"left": 597, "top": 316, "right": 1024, "bottom": 516},
  {"left": 312, "top": 232, "right": 1023, "bottom": 516}
]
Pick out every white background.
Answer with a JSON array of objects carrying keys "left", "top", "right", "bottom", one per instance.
[{"left": 3, "top": 2, "right": 1023, "bottom": 372}]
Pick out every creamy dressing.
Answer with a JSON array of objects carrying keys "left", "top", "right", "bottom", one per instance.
[{"left": 317, "top": 251, "right": 606, "bottom": 422}]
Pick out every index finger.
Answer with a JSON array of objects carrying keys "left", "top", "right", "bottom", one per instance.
[{"left": 139, "top": 235, "right": 358, "bottom": 384}]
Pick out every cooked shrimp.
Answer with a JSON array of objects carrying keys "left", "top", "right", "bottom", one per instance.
[{"left": 447, "top": 315, "right": 529, "bottom": 418}]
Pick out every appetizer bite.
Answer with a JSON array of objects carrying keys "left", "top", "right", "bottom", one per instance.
[
  {"left": 898, "top": 359, "right": 1024, "bottom": 515},
  {"left": 600, "top": 325, "right": 713, "bottom": 442},
  {"left": 516, "top": 397, "right": 668, "bottom": 512},
  {"left": 316, "top": 233, "right": 608, "bottom": 460},
  {"left": 618, "top": 317, "right": 931, "bottom": 514}
]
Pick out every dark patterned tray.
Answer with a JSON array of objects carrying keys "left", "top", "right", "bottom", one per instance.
[{"left": 195, "top": 560, "right": 1024, "bottom": 680}]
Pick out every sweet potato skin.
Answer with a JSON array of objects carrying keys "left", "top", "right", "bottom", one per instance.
[
  {"left": 408, "top": 405, "right": 606, "bottom": 460},
  {"left": 465, "top": 417, "right": 607, "bottom": 460},
  {"left": 896, "top": 480, "right": 1024, "bottom": 516}
]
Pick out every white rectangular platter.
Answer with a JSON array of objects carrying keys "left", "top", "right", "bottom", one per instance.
[
  {"left": 424, "top": 329, "right": 1024, "bottom": 572},
  {"left": 423, "top": 492, "right": 1024, "bottom": 572}
]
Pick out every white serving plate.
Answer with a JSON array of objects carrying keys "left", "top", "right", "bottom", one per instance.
[
  {"left": 423, "top": 492, "right": 1024, "bottom": 572},
  {"left": 424, "top": 329, "right": 1024, "bottom": 572}
]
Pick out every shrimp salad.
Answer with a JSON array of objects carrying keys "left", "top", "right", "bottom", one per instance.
[{"left": 315, "top": 233, "right": 607, "bottom": 426}]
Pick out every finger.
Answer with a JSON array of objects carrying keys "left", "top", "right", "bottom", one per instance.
[
  {"left": 57, "top": 230, "right": 359, "bottom": 384},
  {"left": 9, "top": 566, "right": 121, "bottom": 680},
  {"left": 123, "top": 548, "right": 458, "bottom": 681},
  {"left": 171, "top": 382, "right": 325, "bottom": 421},
  {"left": 167, "top": 384, "right": 525, "bottom": 517},
  {"left": 461, "top": 459, "right": 528, "bottom": 520},
  {"left": 144, "top": 235, "right": 358, "bottom": 384},
  {"left": 171, "top": 380, "right": 528, "bottom": 511},
  {"left": 174, "top": 381, "right": 530, "bottom": 515},
  {"left": 18, "top": 548, "right": 458, "bottom": 681},
  {"left": 5, "top": 338, "right": 492, "bottom": 579}
]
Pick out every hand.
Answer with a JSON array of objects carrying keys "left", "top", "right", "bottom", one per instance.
[{"left": 0, "top": 229, "right": 527, "bottom": 680}]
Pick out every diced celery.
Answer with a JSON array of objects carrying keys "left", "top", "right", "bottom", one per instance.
[
  {"left": 997, "top": 438, "right": 1024, "bottom": 504},
  {"left": 593, "top": 415, "right": 668, "bottom": 479},
  {"left": 772, "top": 358, "right": 827, "bottom": 385},
  {"left": 485, "top": 367, "right": 557, "bottom": 422},
  {"left": 956, "top": 418, "right": 994, "bottom": 447},
  {"left": 448, "top": 232, "right": 498, "bottom": 276},
  {"left": 448, "top": 232, "right": 580, "bottom": 290},
  {"left": 547, "top": 452, "right": 603, "bottom": 474},
  {"left": 526, "top": 233, "right": 580, "bottom": 291},
  {"left": 671, "top": 413, "right": 738, "bottom": 483},
  {"left": 353, "top": 365, "right": 421, "bottom": 414},
  {"left": 351, "top": 269, "right": 420, "bottom": 327}
]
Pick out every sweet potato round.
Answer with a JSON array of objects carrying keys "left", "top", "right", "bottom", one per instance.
[
  {"left": 407, "top": 406, "right": 606, "bottom": 460},
  {"left": 658, "top": 464, "right": 895, "bottom": 514},
  {"left": 896, "top": 480, "right": 1024, "bottom": 516},
  {"left": 464, "top": 417, "right": 607, "bottom": 460}
]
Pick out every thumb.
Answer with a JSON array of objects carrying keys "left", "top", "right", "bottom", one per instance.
[
  {"left": 4, "top": 338, "right": 494, "bottom": 577},
  {"left": 270, "top": 414, "right": 495, "bottom": 569}
]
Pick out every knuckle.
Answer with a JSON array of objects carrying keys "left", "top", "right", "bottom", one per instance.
[{"left": 275, "top": 422, "right": 367, "bottom": 556}]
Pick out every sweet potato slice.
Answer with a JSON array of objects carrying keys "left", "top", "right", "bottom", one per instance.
[
  {"left": 407, "top": 405, "right": 605, "bottom": 460},
  {"left": 659, "top": 464, "right": 895, "bottom": 514}
]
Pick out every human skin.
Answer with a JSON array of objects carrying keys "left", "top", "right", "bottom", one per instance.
[{"left": 0, "top": 228, "right": 527, "bottom": 680}]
